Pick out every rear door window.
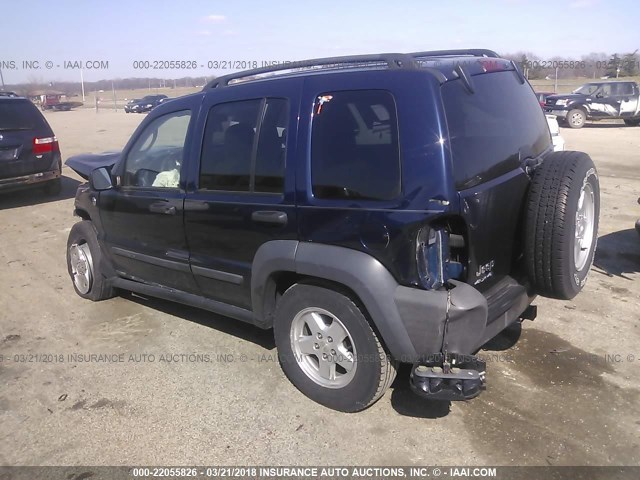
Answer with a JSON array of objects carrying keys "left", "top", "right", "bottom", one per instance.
[
  {"left": 199, "top": 98, "right": 289, "bottom": 193},
  {"left": 311, "top": 90, "right": 401, "bottom": 201},
  {"left": 442, "top": 71, "right": 550, "bottom": 190},
  {"left": 611, "top": 83, "right": 634, "bottom": 96},
  {"left": 255, "top": 98, "right": 288, "bottom": 193}
]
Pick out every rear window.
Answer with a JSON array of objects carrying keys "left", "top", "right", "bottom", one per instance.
[
  {"left": 442, "top": 71, "right": 550, "bottom": 190},
  {"left": 0, "top": 100, "right": 48, "bottom": 131}
]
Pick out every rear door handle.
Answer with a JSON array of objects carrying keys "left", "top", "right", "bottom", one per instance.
[
  {"left": 149, "top": 202, "right": 177, "bottom": 215},
  {"left": 251, "top": 210, "right": 288, "bottom": 226}
]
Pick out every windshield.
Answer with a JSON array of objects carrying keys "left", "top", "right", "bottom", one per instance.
[{"left": 572, "top": 84, "right": 599, "bottom": 95}]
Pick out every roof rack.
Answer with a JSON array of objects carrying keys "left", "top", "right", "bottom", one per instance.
[{"left": 203, "top": 49, "right": 500, "bottom": 89}]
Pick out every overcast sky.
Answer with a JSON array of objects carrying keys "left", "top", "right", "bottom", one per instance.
[{"left": 1, "top": 0, "right": 638, "bottom": 84}]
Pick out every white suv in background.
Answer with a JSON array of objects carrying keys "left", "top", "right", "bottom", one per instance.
[{"left": 546, "top": 114, "right": 565, "bottom": 151}]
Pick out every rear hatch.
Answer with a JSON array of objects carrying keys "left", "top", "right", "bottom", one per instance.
[
  {"left": 0, "top": 99, "right": 57, "bottom": 179},
  {"left": 442, "top": 69, "right": 552, "bottom": 292}
]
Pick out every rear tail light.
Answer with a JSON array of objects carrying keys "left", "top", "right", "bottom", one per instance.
[
  {"left": 33, "top": 136, "right": 59, "bottom": 155},
  {"left": 416, "top": 226, "right": 467, "bottom": 289},
  {"left": 416, "top": 227, "right": 449, "bottom": 289}
]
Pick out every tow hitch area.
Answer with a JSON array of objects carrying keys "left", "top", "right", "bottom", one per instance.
[{"left": 410, "top": 353, "right": 486, "bottom": 401}]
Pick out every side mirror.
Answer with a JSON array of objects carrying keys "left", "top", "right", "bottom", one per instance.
[
  {"left": 595, "top": 92, "right": 604, "bottom": 98},
  {"left": 89, "top": 167, "right": 114, "bottom": 191}
]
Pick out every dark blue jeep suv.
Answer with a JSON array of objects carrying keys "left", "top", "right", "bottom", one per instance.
[{"left": 65, "top": 50, "right": 600, "bottom": 412}]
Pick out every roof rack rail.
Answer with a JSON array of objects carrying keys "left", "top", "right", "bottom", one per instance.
[
  {"left": 204, "top": 53, "right": 416, "bottom": 89},
  {"left": 410, "top": 49, "right": 499, "bottom": 59},
  {"left": 203, "top": 49, "right": 500, "bottom": 90}
]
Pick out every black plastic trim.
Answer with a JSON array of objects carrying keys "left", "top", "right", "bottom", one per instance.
[
  {"left": 111, "top": 247, "right": 191, "bottom": 273},
  {"left": 293, "top": 243, "right": 419, "bottom": 360},
  {"left": 192, "top": 265, "right": 243, "bottom": 285},
  {"left": 251, "top": 240, "right": 299, "bottom": 322},
  {"left": 111, "top": 277, "right": 255, "bottom": 325},
  {"left": 251, "top": 242, "right": 535, "bottom": 361}
]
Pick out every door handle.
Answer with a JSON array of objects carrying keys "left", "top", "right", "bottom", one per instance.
[
  {"left": 251, "top": 210, "right": 288, "bottom": 226},
  {"left": 149, "top": 202, "right": 177, "bottom": 215}
]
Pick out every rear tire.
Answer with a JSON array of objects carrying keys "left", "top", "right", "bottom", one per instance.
[
  {"left": 567, "top": 109, "right": 586, "bottom": 128},
  {"left": 624, "top": 119, "right": 640, "bottom": 127},
  {"left": 274, "top": 283, "right": 396, "bottom": 412},
  {"left": 66, "top": 221, "right": 115, "bottom": 301},
  {"left": 525, "top": 151, "right": 599, "bottom": 299}
]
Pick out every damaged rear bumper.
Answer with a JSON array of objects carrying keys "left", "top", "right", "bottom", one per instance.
[
  {"left": 394, "top": 277, "right": 535, "bottom": 359},
  {"left": 393, "top": 277, "right": 535, "bottom": 401}
]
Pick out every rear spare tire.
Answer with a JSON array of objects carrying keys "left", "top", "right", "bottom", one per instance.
[{"left": 525, "top": 151, "right": 599, "bottom": 299}]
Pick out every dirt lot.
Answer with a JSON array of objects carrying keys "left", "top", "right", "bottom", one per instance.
[{"left": 0, "top": 109, "right": 639, "bottom": 467}]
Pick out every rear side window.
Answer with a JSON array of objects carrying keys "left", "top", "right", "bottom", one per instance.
[
  {"left": 311, "top": 90, "right": 401, "bottom": 201},
  {"left": 0, "top": 100, "right": 48, "bottom": 130},
  {"left": 612, "top": 83, "right": 634, "bottom": 96},
  {"left": 442, "top": 71, "right": 550, "bottom": 190},
  {"left": 200, "top": 98, "right": 288, "bottom": 193}
]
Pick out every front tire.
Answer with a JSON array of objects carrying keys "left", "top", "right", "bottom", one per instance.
[
  {"left": 567, "top": 109, "right": 586, "bottom": 128},
  {"left": 624, "top": 119, "right": 640, "bottom": 127},
  {"left": 274, "top": 283, "right": 396, "bottom": 412},
  {"left": 66, "top": 221, "right": 115, "bottom": 301},
  {"left": 525, "top": 151, "right": 600, "bottom": 299}
]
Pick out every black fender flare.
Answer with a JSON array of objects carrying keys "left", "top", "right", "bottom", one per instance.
[{"left": 251, "top": 241, "right": 417, "bottom": 359}]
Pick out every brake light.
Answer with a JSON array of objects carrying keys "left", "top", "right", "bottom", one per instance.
[
  {"left": 33, "top": 136, "right": 59, "bottom": 155},
  {"left": 478, "top": 59, "right": 508, "bottom": 72}
]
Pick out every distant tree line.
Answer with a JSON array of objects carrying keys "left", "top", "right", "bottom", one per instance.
[
  {"left": 3, "top": 76, "right": 214, "bottom": 97},
  {"left": 3, "top": 49, "right": 639, "bottom": 96},
  {"left": 502, "top": 50, "right": 640, "bottom": 80}
]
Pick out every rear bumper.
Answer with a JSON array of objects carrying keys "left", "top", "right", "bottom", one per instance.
[
  {"left": 393, "top": 277, "right": 535, "bottom": 360},
  {"left": 0, "top": 169, "right": 61, "bottom": 192}
]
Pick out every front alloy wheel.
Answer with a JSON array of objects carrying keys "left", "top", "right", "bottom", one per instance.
[
  {"left": 69, "top": 242, "right": 93, "bottom": 294},
  {"left": 66, "top": 220, "right": 115, "bottom": 301}
]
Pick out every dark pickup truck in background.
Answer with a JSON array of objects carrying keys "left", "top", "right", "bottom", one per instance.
[
  {"left": 124, "top": 95, "right": 168, "bottom": 113},
  {"left": 545, "top": 81, "right": 640, "bottom": 128}
]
